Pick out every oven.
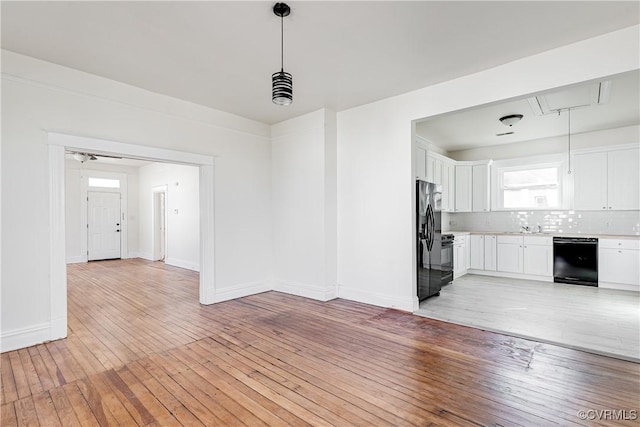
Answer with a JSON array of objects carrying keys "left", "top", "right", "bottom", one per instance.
[
  {"left": 441, "top": 234, "right": 454, "bottom": 285},
  {"left": 553, "top": 237, "right": 598, "bottom": 286}
]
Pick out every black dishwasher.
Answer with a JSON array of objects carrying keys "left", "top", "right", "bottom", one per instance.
[{"left": 553, "top": 237, "right": 598, "bottom": 286}]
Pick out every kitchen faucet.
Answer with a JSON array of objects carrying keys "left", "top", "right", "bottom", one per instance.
[{"left": 520, "top": 225, "right": 530, "bottom": 233}]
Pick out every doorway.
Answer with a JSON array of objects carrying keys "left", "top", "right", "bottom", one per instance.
[
  {"left": 48, "top": 132, "right": 216, "bottom": 344},
  {"left": 152, "top": 186, "right": 168, "bottom": 262},
  {"left": 87, "top": 191, "right": 122, "bottom": 260}
]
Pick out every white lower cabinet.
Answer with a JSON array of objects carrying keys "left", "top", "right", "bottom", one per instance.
[
  {"left": 497, "top": 235, "right": 552, "bottom": 277},
  {"left": 453, "top": 235, "right": 469, "bottom": 278},
  {"left": 470, "top": 234, "right": 497, "bottom": 271},
  {"left": 497, "top": 236, "right": 523, "bottom": 273},
  {"left": 599, "top": 239, "right": 640, "bottom": 290},
  {"left": 469, "top": 235, "right": 485, "bottom": 270},
  {"left": 523, "top": 237, "right": 553, "bottom": 276},
  {"left": 484, "top": 235, "right": 497, "bottom": 271}
]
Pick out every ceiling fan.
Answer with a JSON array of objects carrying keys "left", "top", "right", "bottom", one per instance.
[{"left": 66, "top": 151, "right": 123, "bottom": 163}]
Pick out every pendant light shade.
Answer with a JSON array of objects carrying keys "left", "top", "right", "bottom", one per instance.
[
  {"left": 272, "top": 3, "right": 293, "bottom": 106},
  {"left": 272, "top": 70, "right": 293, "bottom": 105}
]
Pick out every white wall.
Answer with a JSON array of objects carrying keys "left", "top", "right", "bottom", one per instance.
[
  {"left": 270, "top": 109, "right": 338, "bottom": 300},
  {"left": 449, "top": 125, "right": 640, "bottom": 161},
  {"left": 336, "top": 25, "right": 640, "bottom": 311},
  {"left": 138, "top": 163, "right": 199, "bottom": 271},
  {"left": 1, "top": 50, "right": 272, "bottom": 351},
  {"left": 65, "top": 160, "right": 140, "bottom": 263}
]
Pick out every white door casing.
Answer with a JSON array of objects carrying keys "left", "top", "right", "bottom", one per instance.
[
  {"left": 87, "top": 192, "right": 122, "bottom": 260},
  {"left": 48, "top": 133, "right": 217, "bottom": 347},
  {"left": 152, "top": 186, "right": 168, "bottom": 261}
]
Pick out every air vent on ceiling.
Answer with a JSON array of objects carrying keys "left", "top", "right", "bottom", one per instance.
[
  {"left": 496, "top": 131, "right": 515, "bottom": 137},
  {"left": 527, "top": 80, "right": 611, "bottom": 116}
]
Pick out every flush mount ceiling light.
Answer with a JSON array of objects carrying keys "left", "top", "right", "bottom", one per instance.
[
  {"left": 272, "top": 2, "right": 293, "bottom": 106},
  {"left": 499, "top": 114, "right": 524, "bottom": 127},
  {"left": 72, "top": 152, "right": 90, "bottom": 163}
]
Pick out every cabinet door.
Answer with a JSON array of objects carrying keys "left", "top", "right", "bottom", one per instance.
[
  {"left": 426, "top": 154, "right": 436, "bottom": 183},
  {"left": 469, "top": 235, "right": 484, "bottom": 270},
  {"left": 433, "top": 158, "right": 443, "bottom": 185},
  {"left": 497, "top": 243, "right": 523, "bottom": 273},
  {"left": 607, "top": 148, "right": 640, "bottom": 210},
  {"left": 441, "top": 163, "right": 450, "bottom": 212},
  {"left": 523, "top": 244, "right": 552, "bottom": 276},
  {"left": 448, "top": 165, "right": 456, "bottom": 212},
  {"left": 454, "top": 165, "right": 472, "bottom": 212},
  {"left": 464, "top": 235, "right": 471, "bottom": 270},
  {"left": 416, "top": 147, "right": 427, "bottom": 180},
  {"left": 599, "top": 248, "right": 640, "bottom": 285},
  {"left": 453, "top": 244, "right": 464, "bottom": 273},
  {"left": 484, "top": 235, "right": 497, "bottom": 271},
  {"left": 472, "top": 164, "right": 490, "bottom": 212},
  {"left": 573, "top": 152, "right": 607, "bottom": 210}
]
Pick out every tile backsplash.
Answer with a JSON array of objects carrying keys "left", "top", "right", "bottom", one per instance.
[{"left": 443, "top": 211, "right": 640, "bottom": 236}]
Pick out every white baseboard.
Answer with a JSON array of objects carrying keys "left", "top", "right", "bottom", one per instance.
[
  {"left": 466, "top": 269, "right": 553, "bottom": 282},
  {"left": 66, "top": 255, "right": 85, "bottom": 264},
  {"left": 337, "top": 285, "right": 414, "bottom": 311},
  {"left": 272, "top": 280, "right": 337, "bottom": 302},
  {"left": 165, "top": 257, "right": 200, "bottom": 272},
  {"left": 1, "top": 323, "right": 51, "bottom": 353},
  {"left": 211, "top": 281, "right": 271, "bottom": 303},
  {"left": 136, "top": 252, "right": 155, "bottom": 261},
  {"left": 124, "top": 250, "right": 142, "bottom": 259},
  {"left": 599, "top": 282, "right": 640, "bottom": 292}
]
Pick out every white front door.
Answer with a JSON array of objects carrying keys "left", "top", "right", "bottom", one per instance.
[{"left": 88, "top": 191, "right": 121, "bottom": 261}]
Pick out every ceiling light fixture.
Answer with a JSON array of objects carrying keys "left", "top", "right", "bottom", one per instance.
[
  {"left": 272, "top": 2, "right": 293, "bottom": 106},
  {"left": 73, "top": 152, "right": 90, "bottom": 163},
  {"left": 499, "top": 114, "right": 523, "bottom": 127}
]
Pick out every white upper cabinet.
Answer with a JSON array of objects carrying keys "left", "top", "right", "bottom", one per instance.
[
  {"left": 607, "top": 148, "right": 640, "bottom": 210},
  {"left": 573, "top": 147, "right": 639, "bottom": 211},
  {"left": 416, "top": 146, "right": 427, "bottom": 181},
  {"left": 472, "top": 163, "right": 490, "bottom": 212},
  {"left": 455, "top": 165, "right": 472, "bottom": 212}
]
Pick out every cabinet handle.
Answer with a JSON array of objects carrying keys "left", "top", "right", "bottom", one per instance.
[
  {"left": 608, "top": 207, "right": 612, "bottom": 209},
  {"left": 602, "top": 207, "right": 606, "bottom": 209},
  {"left": 619, "top": 250, "right": 622, "bottom": 253}
]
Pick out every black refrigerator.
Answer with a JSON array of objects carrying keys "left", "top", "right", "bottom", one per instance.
[{"left": 416, "top": 180, "right": 443, "bottom": 301}]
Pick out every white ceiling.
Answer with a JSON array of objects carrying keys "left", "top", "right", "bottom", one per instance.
[
  {"left": 2, "top": 1, "right": 638, "bottom": 125},
  {"left": 415, "top": 70, "right": 640, "bottom": 152}
]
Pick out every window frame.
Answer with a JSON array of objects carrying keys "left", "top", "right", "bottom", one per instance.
[{"left": 491, "top": 154, "right": 570, "bottom": 211}]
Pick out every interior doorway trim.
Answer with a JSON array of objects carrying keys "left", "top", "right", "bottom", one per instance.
[
  {"left": 152, "top": 185, "right": 168, "bottom": 262},
  {"left": 49, "top": 132, "right": 216, "bottom": 342}
]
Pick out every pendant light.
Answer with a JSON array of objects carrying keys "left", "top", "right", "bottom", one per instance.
[{"left": 272, "top": 3, "right": 293, "bottom": 106}]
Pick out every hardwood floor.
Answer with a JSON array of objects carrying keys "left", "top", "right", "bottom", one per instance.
[
  {"left": 1, "top": 259, "right": 639, "bottom": 426},
  {"left": 416, "top": 274, "right": 640, "bottom": 362}
]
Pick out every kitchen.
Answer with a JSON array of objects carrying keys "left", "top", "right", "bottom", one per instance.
[{"left": 414, "top": 70, "right": 640, "bottom": 361}]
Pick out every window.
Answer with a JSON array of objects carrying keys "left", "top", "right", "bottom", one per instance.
[
  {"left": 88, "top": 177, "right": 120, "bottom": 188},
  {"left": 495, "top": 161, "right": 564, "bottom": 210}
]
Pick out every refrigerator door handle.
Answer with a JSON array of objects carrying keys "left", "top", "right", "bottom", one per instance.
[{"left": 426, "top": 204, "right": 435, "bottom": 251}]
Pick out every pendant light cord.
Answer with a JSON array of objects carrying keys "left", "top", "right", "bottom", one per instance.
[
  {"left": 568, "top": 107, "right": 572, "bottom": 174},
  {"left": 280, "top": 14, "right": 284, "bottom": 72}
]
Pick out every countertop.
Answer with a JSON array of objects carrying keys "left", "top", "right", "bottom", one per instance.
[{"left": 445, "top": 231, "right": 640, "bottom": 240}]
